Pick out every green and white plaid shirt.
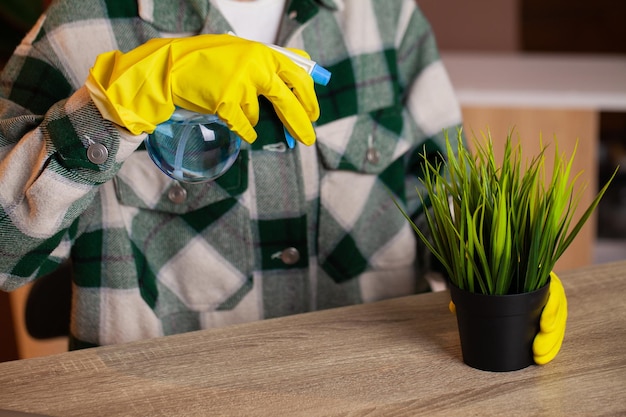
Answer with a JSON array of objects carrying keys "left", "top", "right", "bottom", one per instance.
[{"left": 0, "top": 0, "right": 462, "bottom": 348}]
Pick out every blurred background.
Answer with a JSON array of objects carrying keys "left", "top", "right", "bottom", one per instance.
[
  {"left": 0, "top": 0, "right": 47, "bottom": 65},
  {"left": 418, "top": 0, "right": 626, "bottom": 263}
]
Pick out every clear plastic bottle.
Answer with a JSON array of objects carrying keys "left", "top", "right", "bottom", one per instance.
[
  {"left": 145, "top": 109, "right": 241, "bottom": 183},
  {"left": 145, "top": 40, "right": 330, "bottom": 183}
]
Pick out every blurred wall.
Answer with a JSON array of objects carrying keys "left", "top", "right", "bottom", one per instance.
[
  {"left": 418, "top": 0, "right": 520, "bottom": 52},
  {"left": 521, "top": 0, "right": 626, "bottom": 54},
  {"left": 419, "top": 0, "right": 626, "bottom": 54}
]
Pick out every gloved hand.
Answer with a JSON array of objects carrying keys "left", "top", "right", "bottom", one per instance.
[
  {"left": 533, "top": 272, "right": 567, "bottom": 365},
  {"left": 448, "top": 271, "right": 567, "bottom": 365},
  {"left": 85, "top": 34, "right": 320, "bottom": 144}
]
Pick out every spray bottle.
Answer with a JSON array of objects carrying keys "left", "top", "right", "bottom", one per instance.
[{"left": 145, "top": 39, "right": 331, "bottom": 183}]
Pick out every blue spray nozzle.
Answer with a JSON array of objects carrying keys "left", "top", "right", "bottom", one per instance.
[
  {"left": 311, "top": 64, "right": 331, "bottom": 86},
  {"left": 265, "top": 48, "right": 331, "bottom": 148}
]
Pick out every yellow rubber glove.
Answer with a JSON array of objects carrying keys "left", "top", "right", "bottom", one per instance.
[
  {"left": 448, "top": 271, "right": 567, "bottom": 365},
  {"left": 533, "top": 272, "right": 567, "bottom": 365},
  {"left": 85, "top": 34, "right": 320, "bottom": 144}
]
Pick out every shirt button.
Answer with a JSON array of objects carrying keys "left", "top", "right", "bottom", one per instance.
[
  {"left": 87, "top": 143, "right": 108, "bottom": 164},
  {"left": 366, "top": 147, "right": 380, "bottom": 165},
  {"left": 280, "top": 247, "right": 300, "bottom": 265},
  {"left": 168, "top": 184, "right": 187, "bottom": 204}
]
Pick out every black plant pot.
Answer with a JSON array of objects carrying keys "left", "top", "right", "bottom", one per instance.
[{"left": 449, "top": 282, "right": 550, "bottom": 372}]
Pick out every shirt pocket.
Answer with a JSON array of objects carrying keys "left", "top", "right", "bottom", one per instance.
[
  {"left": 315, "top": 105, "right": 418, "bottom": 284},
  {"left": 113, "top": 150, "right": 248, "bottom": 214},
  {"left": 112, "top": 150, "right": 254, "bottom": 315}
]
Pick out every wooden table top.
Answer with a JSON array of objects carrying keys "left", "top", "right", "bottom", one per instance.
[{"left": 1, "top": 261, "right": 625, "bottom": 416}]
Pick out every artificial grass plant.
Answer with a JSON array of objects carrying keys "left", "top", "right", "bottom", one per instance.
[{"left": 399, "top": 129, "right": 616, "bottom": 295}]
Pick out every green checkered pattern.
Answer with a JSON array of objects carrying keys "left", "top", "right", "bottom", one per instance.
[{"left": 0, "top": 0, "right": 463, "bottom": 348}]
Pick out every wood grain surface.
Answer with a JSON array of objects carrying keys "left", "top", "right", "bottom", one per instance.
[{"left": 0, "top": 262, "right": 625, "bottom": 416}]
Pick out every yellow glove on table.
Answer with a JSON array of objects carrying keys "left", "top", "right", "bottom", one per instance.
[
  {"left": 533, "top": 272, "right": 568, "bottom": 365},
  {"left": 85, "top": 34, "right": 320, "bottom": 144}
]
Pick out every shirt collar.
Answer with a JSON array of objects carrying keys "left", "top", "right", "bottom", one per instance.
[
  {"left": 136, "top": 0, "right": 342, "bottom": 34},
  {"left": 137, "top": 0, "right": 212, "bottom": 33}
]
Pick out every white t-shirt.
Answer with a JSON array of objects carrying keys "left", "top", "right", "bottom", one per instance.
[{"left": 214, "top": 0, "right": 287, "bottom": 44}]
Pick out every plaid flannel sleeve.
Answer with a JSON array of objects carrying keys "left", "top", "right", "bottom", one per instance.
[{"left": 0, "top": 15, "right": 143, "bottom": 291}]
